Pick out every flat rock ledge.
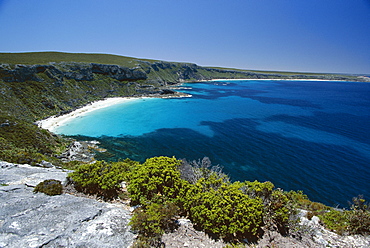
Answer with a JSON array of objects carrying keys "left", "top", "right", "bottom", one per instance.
[{"left": 0, "top": 161, "right": 135, "bottom": 248}]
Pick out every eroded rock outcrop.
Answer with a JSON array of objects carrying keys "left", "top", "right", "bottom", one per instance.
[{"left": 0, "top": 161, "right": 135, "bottom": 248}]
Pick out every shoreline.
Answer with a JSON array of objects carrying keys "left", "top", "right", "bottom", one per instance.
[
  {"left": 36, "top": 78, "right": 354, "bottom": 133},
  {"left": 37, "top": 93, "right": 192, "bottom": 133},
  {"left": 37, "top": 97, "right": 143, "bottom": 133}
]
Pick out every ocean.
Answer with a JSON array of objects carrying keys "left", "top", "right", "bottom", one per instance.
[{"left": 55, "top": 79, "right": 370, "bottom": 207}]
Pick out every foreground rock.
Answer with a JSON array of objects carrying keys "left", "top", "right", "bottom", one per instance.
[
  {"left": 0, "top": 161, "right": 135, "bottom": 248},
  {"left": 1, "top": 161, "right": 369, "bottom": 248},
  {"left": 162, "top": 218, "right": 226, "bottom": 248}
]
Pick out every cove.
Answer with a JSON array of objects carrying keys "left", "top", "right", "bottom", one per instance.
[{"left": 54, "top": 80, "right": 370, "bottom": 207}]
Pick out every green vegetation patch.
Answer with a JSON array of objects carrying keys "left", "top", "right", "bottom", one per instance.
[
  {"left": 34, "top": 179, "right": 63, "bottom": 196},
  {"left": 0, "top": 51, "right": 156, "bottom": 67},
  {"left": 68, "top": 159, "right": 137, "bottom": 198},
  {"left": 67, "top": 156, "right": 370, "bottom": 246},
  {"left": 0, "top": 114, "right": 67, "bottom": 164},
  {"left": 319, "top": 195, "right": 370, "bottom": 235}
]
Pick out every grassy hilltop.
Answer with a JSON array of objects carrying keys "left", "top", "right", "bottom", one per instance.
[
  {"left": 0, "top": 51, "right": 362, "bottom": 82},
  {"left": 0, "top": 51, "right": 155, "bottom": 66}
]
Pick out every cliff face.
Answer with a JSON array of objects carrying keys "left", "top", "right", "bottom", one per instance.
[
  {"left": 0, "top": 63, "right": 156, "bottom": 122},
  {"left": 0, "top": 63, "right": 147, "bottom": 83}
]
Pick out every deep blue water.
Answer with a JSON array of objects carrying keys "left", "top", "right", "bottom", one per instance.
[{"left": 56, "top": 80, "right": 370, "bottom": 207}]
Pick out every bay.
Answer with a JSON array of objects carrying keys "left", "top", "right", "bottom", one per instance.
[{"left": 55, "top": 80, "right": 370, "bottom": 207}]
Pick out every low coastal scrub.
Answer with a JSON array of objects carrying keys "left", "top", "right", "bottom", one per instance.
[
  {"left": 68, "top": 159, "right": 137, "bottom": 198},
  {"left": 34, "top": 179, "right": 63, "bottom": 196},
  {"left": 68, "top": 156, "right": 307, "bottom": 245},
  {"left": 67, "top": 156, "right": 370, "bottom": 246},
  {"left": 319, "top": 195, "right": 370, "bottom": 235},
  {"left": 0, "top": 114, "right": 67, "bottom": 165}
]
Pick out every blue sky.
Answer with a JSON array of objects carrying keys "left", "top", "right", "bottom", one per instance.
[{"left": 0, "top": 0, "right": 369, "bottom": 74}]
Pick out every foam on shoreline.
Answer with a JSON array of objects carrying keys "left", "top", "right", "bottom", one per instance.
[{"left": 37, "top": 97, "right": 142, "bottom": 133}]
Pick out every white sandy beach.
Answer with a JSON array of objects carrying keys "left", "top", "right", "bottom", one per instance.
[
  {"left": 36, "top": 78, "right": 340, "bottom": 133},
  {"left": 37, "top": 97, "right": 142, "bottom": 133}
]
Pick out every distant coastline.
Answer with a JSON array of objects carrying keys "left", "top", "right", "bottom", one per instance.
[{"left": 209, "top": 78, "right": 358, "bottom": 82}]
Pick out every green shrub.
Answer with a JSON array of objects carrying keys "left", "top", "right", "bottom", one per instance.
[
  {"left": 130, "top": 202, "right": 179, "bottom": 247},
  {"left": 347, "top": 195, "right": 370, "bottom": 235},
  {"left": 244, "top": 180, "right": 274, "bottom": 203},
  {"left": 319, "top": 196, "right": 370, "bottom": 235},
  {"left": 319, "top": 209, "right": 349, "bottom": 235},
  {"left": 266, "top": 190, "right": 296, "bottom": 233},
  {"left": 350, "top": 195, "right": 369, "bottom": 211},
  {"left": 185, "top": 180, "right": 263, "bottom": 241},
  {"left": 34, "top": 179, "right": 63, "bottom": 196},
  {"left": 127, "top": 156, "right": 183, "bottom": 206},
  {"left": 68, "top": 159, "right": 137, "bottom": 197},
  {"left": 286, "top": 190, "right": 311, "bottom": 209},
  {"left": 130, "top": 202, "right": 179, "bottom": 237},
  {"left": 347, "top": 209, "right": 370, "bottom": 235}
]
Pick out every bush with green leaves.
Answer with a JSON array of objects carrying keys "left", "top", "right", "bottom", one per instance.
[
  {"left": 129, "top": 201, "right": 179, "bottom": 248},
  {"left": 244, "top": 180, "right": 274, "bottom": 203},
  {"left": 34, "top": 179, "right": 63, "bottom": 196},
  {"left": 184, "top": 179, "right": 264, "bottom": 241},
  {"left": 240, "top": 181, "right": 297, "bottom": 234},
  {"left": 266, "top": 190, "right": 297, "bottom": 233},
  {"left": 347, "top": 195, "right": 370, "bottom": 234},
  {"left": 130, "top": 202, "right": 179, "bottom": 237},
  {"left": 68, "top": 159, "right": 137, "bottom": 197},
  {"left": 286, "top": 190, "right": 311, "bottom": 208},
  {"left": 320, "top": 196, "right": 370, "bottom": 235},
  {"left": 127, "top": 156, "right": 183, "bottom": 206},
  {"left": 319, "top": 209, "right": 348, "bottom": 235}
]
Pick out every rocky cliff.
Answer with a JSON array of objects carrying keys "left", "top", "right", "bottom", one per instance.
[{"left": 0, "top": 63, "right": 147, "bottom": 83}]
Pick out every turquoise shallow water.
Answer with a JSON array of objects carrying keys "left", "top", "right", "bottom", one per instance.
[{"left": 56, "top": 80, "right": 370, "bottom": 207}]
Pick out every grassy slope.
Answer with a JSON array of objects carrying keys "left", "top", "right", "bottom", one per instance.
[
  {"left": 0, "top": 52, "right": 156, "bottom": 164},
  {"left": 0, "top": 51, "right": 155, "bottom": 67}
]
